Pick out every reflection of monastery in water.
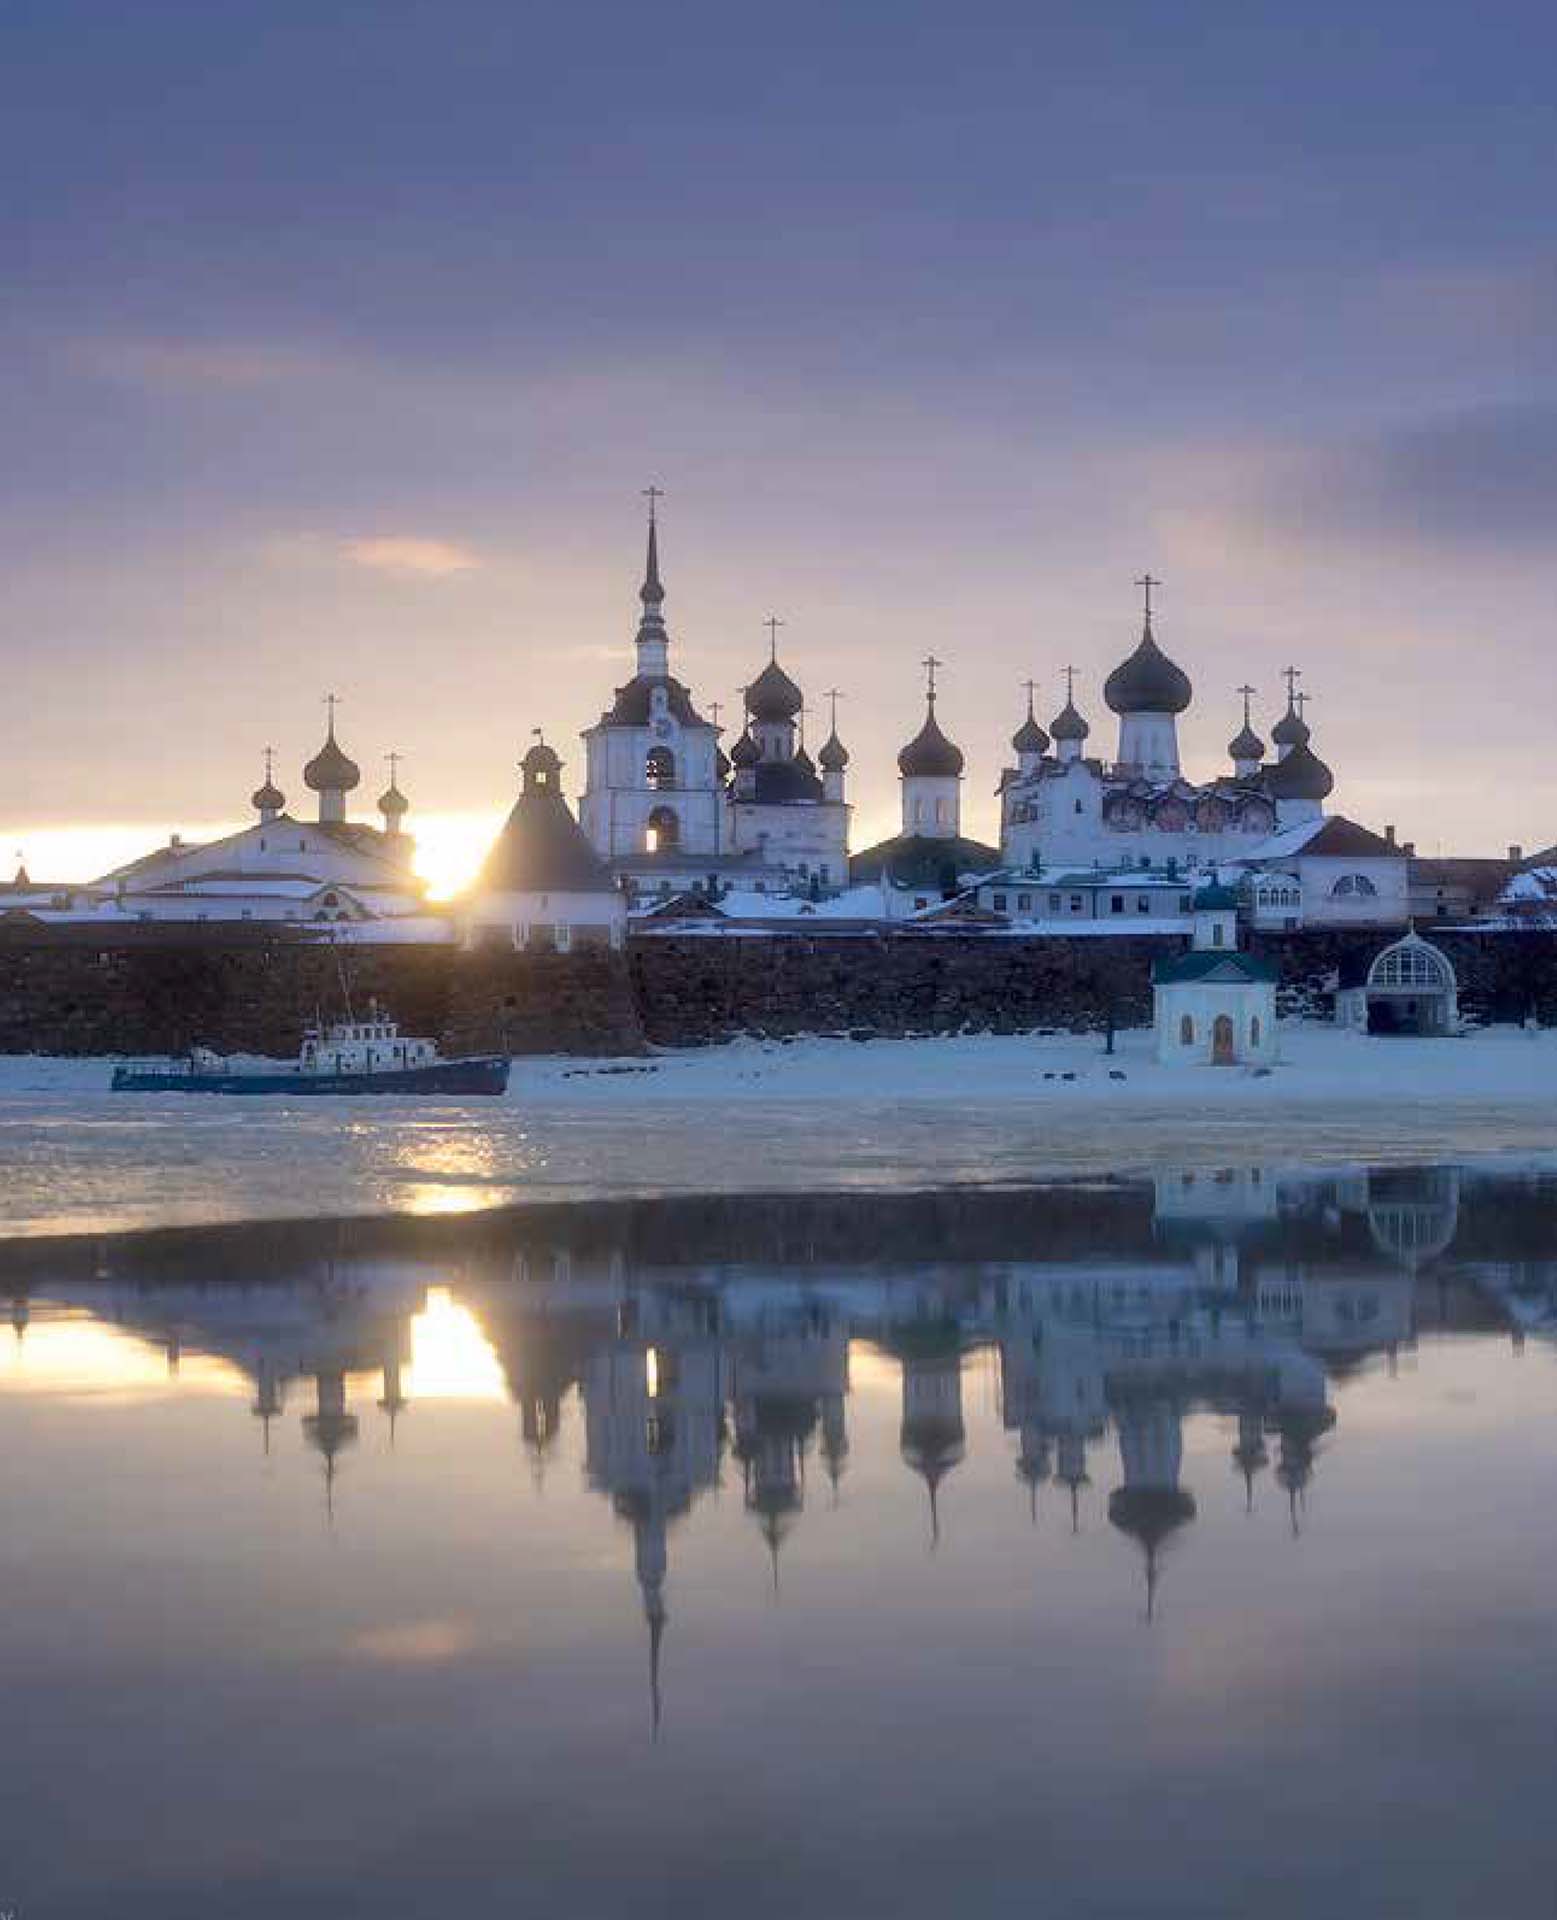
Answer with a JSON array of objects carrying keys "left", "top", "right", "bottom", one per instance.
[{"left": 12, "top": 1159, "right": 1553, "bottom": 1712}]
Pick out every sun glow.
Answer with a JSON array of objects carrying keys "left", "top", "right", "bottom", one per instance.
[{"left": 405, "top": 1287, "right": 506, "bottom": 1401}]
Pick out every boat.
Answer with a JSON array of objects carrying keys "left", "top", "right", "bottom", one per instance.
[{"left": 111, "top": 1006, "right": 509, "bottom": 1096}]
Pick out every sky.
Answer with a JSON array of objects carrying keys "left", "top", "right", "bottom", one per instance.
[{"left": 3, "top": 0, "right": 1555, "bottom": 892}]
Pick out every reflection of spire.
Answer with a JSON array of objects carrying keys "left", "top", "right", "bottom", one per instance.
[
  {"left": 1108, "top": 1486, "right": 1196, "bottom": 1623},
  {"left": 646, "top": 1588, "right": 666, "bottom": 1743},
  {"left": 302, "top": 1372, "right": 359, "bottom": 1526},
  {"left": 377, "top": 1355, "right": 408, "bottom": 1448},
  {"left": 1231, "top": 1408, "right": 1269, "bottom": 1514}
]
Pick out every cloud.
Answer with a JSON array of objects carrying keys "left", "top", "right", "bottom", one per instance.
[
  {"left": 71, "top": 337, "right": 333, "bottom": 393},
  {"left": 340, "top": 535, "right": 481, "bottom": 578},
  {"left": 1262, "top": 405, "right": 1557, "bottom": 552}
]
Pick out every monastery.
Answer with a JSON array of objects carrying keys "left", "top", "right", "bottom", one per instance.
[{"left": 3, "top": 502, "right": 1538, "bottom": 946}]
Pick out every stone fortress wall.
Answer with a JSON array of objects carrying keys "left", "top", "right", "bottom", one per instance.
[{"left": 3, "top": 922, "right": 1557, "bottom": 1058}]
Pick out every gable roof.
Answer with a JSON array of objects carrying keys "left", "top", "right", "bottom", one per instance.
[{"left": 1243, "top": 814, "right": 1401, "bottom": 864}]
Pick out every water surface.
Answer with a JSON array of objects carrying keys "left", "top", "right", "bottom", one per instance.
[{"left": 3, "top": 1166, "right": 1557, "bottom": 1916}]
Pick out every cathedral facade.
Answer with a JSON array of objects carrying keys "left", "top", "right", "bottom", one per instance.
[{"left": 997, "top": 593, "right": 1336, "bottom": 877}]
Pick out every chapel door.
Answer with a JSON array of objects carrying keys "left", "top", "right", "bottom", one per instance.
[{"left": 1212, "top": 1014, "right": 1236, "bottom": 1065}]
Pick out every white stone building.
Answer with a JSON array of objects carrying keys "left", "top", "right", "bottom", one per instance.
[
  {"left": 1152, "top": 884, "right": 1279, "bottom": 1067},
  {"left": 999, "top": 592, "right": 1341, "bottom": 877},
  {"left": 725, "top": 650, "right": 850, "bottom": 892},
  {"left": 578, "top": 511, "right": 727, "bottom": 869}
]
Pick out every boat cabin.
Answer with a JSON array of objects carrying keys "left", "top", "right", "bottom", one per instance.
[{"left": 301, "top": 1009, "right": 438, "bottom": 1075}]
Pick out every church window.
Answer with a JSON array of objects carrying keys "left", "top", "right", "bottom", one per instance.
[
  {"left": 993, "top": 893, "right": 1008, "bottom": 911},
  {"left": 1137, "top": 895, "right": 1151, "bottom": 912},
  {"left": 935, "top": 798, "right": 946, "bottom": 824},
  {"left": 259, "top": 838, "right": 266, "bottom": 851},
  {"left": 1332, "top": 873, "right": 1379, "bottom": 898},
  {"left": 1110, "top": 894, "right": 1124, "bottom": 914},
  {"left": 1213, "top": 922, "right": 1225, "bottom": 947},
  {"left": 1018, "top": 892, "right": 1032, "bottom": 911},
  {"left": 1074, "top": 799, "right": 1083, "bottom": 815},
  {"left": 645, "top": 806, "right": 680, "bottom": 853},
  {"left": 1180, "top": 1015, "right": 1195, "bottom": 1046},
  {"left": 645, "top": 746, "right": 676, "bottom": 790},
  {"left": 1069, "top": 894, "right": 1083, "bottom": 912},
  {"left": 914, "top": 798, "right": 925, "bottom": 824},
  {"left": 1251, "top": 1016, "right": 1262, "bottom": 1046}
]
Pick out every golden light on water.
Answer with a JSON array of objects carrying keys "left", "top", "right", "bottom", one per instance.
[
  {"left": 405, "top": 1286, "right": 506, "bottom": 1401},
  {"left": 0, "top": 1307, "right": 247, "bottom": 1397}
]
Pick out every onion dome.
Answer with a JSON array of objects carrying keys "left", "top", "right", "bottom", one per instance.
[
  {"left": 377, "top": 780, "right": 409, "bottom": 818},
  {"left": 1049, "top": 697, "right": 1089, "bottom": 743},
  {"left": 1103, "top": 619, "right": 1192, "bottom": 716},
  {"left": 817, "top": 730, "right": 849, "bottom": 771},
  {"left": 1012, "top": 710, "right": 1049, "bottom": 755},
  {"left": 1228, "top": 721, "right": 1265, "bottom": 763},
  {"left": 898, "top": 700, "right": 965, "bottom": 778},
  {"left": 1271, "top": 701, "right": 1310, "bottom": 751},
  {"left": 1264, "top": 740, "right": 1334, "bottom": 801},
  {"left": 304, "top": 721, "right": 361, "bottom": 793},
  {"left": 793, "top": 744, "right": 816, "bottom": 777},
  {"left": 747, "top": 656, "right": 803, "bottom": 723},
  {"left": 730, "top": 730, "right": 760, "bottom": 769},
  {"left": 252, "top": 776, "right": 285, "bottom": 815}
]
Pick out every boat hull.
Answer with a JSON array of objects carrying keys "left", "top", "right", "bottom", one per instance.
[{"left": 111, "top": 1057, "right": 510, "bottom": 1096}]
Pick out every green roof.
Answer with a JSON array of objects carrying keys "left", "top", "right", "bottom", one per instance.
[{"left": 1153, "top": 949, "right": 1277, "bottom": 986}]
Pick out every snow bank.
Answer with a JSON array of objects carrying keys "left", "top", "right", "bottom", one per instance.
[{"left": 4, "top": 1023, "right": 1557, "bottom": 1239}]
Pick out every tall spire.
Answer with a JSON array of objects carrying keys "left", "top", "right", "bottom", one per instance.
[{"left": 635, "top": 488, "right": 670, "bottom": 677}]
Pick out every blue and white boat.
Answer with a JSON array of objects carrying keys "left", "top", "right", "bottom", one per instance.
[{"left": 112, "top": 1007, "right": 509, "bottom": 1097}]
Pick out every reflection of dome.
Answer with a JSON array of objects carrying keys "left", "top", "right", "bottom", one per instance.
[
  {"left": 1108, "top": 1485, "right": 1197, "bottom": 1619},
  {"left": 1104, "top": 622, "right": 1192, "bottom": 715},
  {"left": 898, "top": 704, "right": 965, "bottom": 778}
]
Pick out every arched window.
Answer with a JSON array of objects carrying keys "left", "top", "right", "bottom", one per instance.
[
  {"left": 645, "top": 746, "right": 676, "bottom": 790},
  {"left": 1372, "top": 941, "right": 1448, "bottom": 990},
  {"left": 1331, "top": 873, "right": 1379, "bottom": 898},
  {"left": 1179, "top": 1014, "right": 1195, "bottom": 1046},
  {"left": 1250, "top": 1015, "right": 1262, "bottom": 1046},
  {"left": 645, "top": 805, "right": 680, "bottom": 853}
]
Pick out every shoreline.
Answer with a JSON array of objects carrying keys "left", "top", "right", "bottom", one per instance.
[{"left": 3, "top": 1023, "right": 1557, "bottom": 1239}]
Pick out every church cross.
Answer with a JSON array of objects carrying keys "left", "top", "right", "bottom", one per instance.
[
  {"left": 323, "top": 692, "right": 341, "bottom": 733},
  {"left": 263, "top": 745, "right": 275, "bottom": 782},
  {"left": 922, "top": 653, "right": 942, "bottom": 700},
  {"left": 709, "top": 700, "right": 723, "bottom": 730},
  {"left": 1022, "top": 677, "right": 1038, "bottom": 715},
  {"left": 386, "top": 749, "right": 403, "bottom": 785},
  {"left": 1135, "top": 573, "right": 1162, "bottom": 623},
  {"left": 764, "top": 614, "right": 784, "bottom": 660},
  {"left": 825, "top": 687, "right": 843, "bottom": 732},
  {"left": 1062, "top": 664, "right": 1077, "bottom": 704},
  {"left": 1282, "top": 664, "right": 1302, "bottom": 706},
  {"left": 1295, "top": 690, "right": 1310, "bottom": 719},
  {"left": 641, "top": 484, "right": 664, "bottom": 522},
  {"left": 1237, "top": 684, "right": 1256, "bottom": 727}
]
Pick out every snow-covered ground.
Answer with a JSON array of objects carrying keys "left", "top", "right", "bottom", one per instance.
[{"left": 3, "top": 1022, "right": 1557, "bottom": 1238}]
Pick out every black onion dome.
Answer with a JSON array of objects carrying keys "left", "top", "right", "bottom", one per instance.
[
  {"left": 1271, "top": 702, "right": 1310, "bottom": 750},
  {"left": 522, "top": 740, "right": 562, "bottom": 782},
  {"left": 898, "top": 703, "right": 965, "bottom": 778},
  {"left": 817, "top": 730, "right": 849, "bottom": 771},
  {"left": 377, "top": 782, "right": 409, "bottom": 818},
  {"left": 730, "top": 731, "right": 760, "bottom": 768},
  {"left": 1229, "top": 722, "right": 1265, "bottom": 762},
  {"left": 1264, "top": 741, "right": 1334, "bottom": 801},
  {"left": 1049, "top": 699, "right": 1089, "bottom": 743},
  {"left": 252, "top": 778, "right": 286, "bottom": 813},
  {"left": 746, "top": 657, "right": 803, "bottom": 722},
  {"left": 1012, "top": 712, "right": 1050, "bottom": 754},
  {"left": 303, "top": 729, "right": 361, "bottom": 792},
  {"left": 1103, "top": 622, "right": 1193, "bottom": 715}
]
